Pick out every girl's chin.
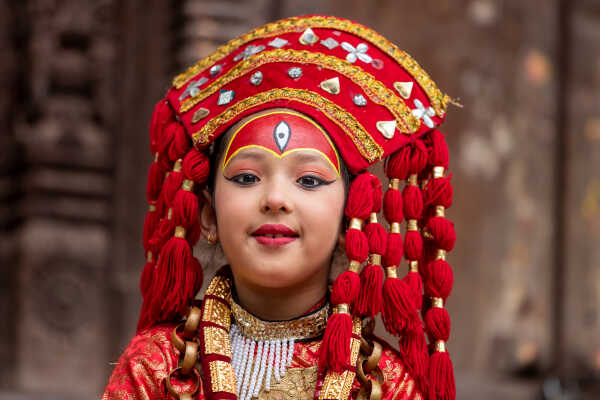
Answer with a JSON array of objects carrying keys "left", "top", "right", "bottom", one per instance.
[{"left": 234, "top": 264, "right": 312, "bottom": 289}]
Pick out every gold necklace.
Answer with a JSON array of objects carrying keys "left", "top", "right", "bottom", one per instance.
[{"left": 230, "top": 294, "right": 330, "bottom": 342}]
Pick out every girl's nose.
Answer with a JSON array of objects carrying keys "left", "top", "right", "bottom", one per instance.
[{"left": 260, "top": 182, "right": 292, "bottom": 214}]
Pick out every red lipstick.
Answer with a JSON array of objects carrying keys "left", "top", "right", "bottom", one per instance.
[{"left": 252, "top": 224, "right": 298, "bottom": 246}]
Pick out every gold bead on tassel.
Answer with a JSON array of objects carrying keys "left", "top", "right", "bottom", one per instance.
[
  {"left": 348, "top": 260, "right": 361, "bottom": 273},
  {"left": 435, "top": 340, "right": 447, "bottom": 353},
  {"left": 174, "top": 226, "right": 187, "bottom": 238},
  {"left": 333, "top": 303, "right": 350, "bottom": 315},
  {"left": 349, "top": 218, "right": 363, "bottom": 231},
  {"left": 385, "top": 266, "right": 398, "bottom": 279},
  {"left": 408, "top": 260, "right": 419, "bottom": 273}
]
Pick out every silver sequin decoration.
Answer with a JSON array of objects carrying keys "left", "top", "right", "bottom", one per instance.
[
  {"left": 179, "top": 77, "right": 207, "bottom": 101},
  {"left": 288, "top": 67, "right": 302, "bottom": 79},
  {"left": 353, "top": 94, "right": 367, "bottom": 107},
  {"left": 234, "top": 44, "right": 265, "bottom": 61},
  {"left": 210, "top": 64, "right": 223, "bottom": 76},
  {"left": 320, "top": 38, "right": 339, "bottom": 50},
  {"left": 268, "top": 37, "right": 288, "bottom": 48},
  {"left": 250, "top": 71, "right": 263, "bottom": 86},
  {"left": 217, "top": 89, "right": 235, "bottom": 105}
]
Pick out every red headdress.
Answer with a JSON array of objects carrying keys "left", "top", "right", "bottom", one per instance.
[{"left": 138, "top": 15, "right": 456, "bottom": 400}]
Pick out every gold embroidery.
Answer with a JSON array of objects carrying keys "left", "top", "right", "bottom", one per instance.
[
  {"left": 350, "top": 338, "right": 360, "bottom": 367},
  {"left": 209, "top": 360, "right": 237, "bottom": 394},
  {"left": 257, "top": 367, "right": 318, "bottom": 400},
  {"left": 192, "top": 88, "right": 384, "bottom": 162},
  {"left": 206, "top": 273, "right": 232, "bottom": 300},
  {"left": 320, "top": 370, "right": 353, "bottom": 400},
  {"left": 179, "top": 49, "right": 419, "bottom": 133},
  {"left": 172, "top": 16, "right": 449, "bottom": 116},
  {"left": 204, "top": 326, "right": 232, "bottom": 357},
  {"left": 202, "top": 298, "right": 230, "bottom": 327},
  {"left": 231, "top": 296, "right": 329, "bottom": 342}
]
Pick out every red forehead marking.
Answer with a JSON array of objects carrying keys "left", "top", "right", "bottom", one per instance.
[{"left": 223, "top": 111, "right": 341, "bottom": 176}]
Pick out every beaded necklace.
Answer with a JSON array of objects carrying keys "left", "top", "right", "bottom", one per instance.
[{"left": 229, "top": 294, "right": 330, "bottom": 399}]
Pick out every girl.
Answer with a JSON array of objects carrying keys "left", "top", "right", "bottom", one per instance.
[{"left": 103, "top": 15, "right": 457, "bottom": 400}]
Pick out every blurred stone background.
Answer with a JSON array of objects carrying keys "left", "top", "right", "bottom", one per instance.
[{"left": 1, "top": 0, "right": 599, "bottom": 399}]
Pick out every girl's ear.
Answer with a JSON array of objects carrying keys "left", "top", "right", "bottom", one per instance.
[{"left": 199, "top": 189, "right": 218, "bottom": 242}]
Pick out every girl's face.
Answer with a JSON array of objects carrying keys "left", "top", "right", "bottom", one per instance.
[{"left": 210, "top": 109, "right": 346, "bottom": 292}]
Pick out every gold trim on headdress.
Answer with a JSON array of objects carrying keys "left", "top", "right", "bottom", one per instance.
[
  {"left": 180, "top": 49, "right": 419, "bottom": 133},
  {"left": 172, "top": 15, "right": 450, "bottom": 116},
  {"left": 192, "top": 88, "right": 384, "bottom": 162}
]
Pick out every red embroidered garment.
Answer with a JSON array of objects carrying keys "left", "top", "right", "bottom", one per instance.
[{"left": 103, "top": 325, "right": 423, "bottom": 400}]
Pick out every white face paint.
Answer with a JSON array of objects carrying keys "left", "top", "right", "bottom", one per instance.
[{"left": 274, "top": 121, "right": 291, "bottom": 152}]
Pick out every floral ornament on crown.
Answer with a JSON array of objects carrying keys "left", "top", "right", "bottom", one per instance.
[{"left": 341, "top": 42, "right": 372, "bottom": 64}]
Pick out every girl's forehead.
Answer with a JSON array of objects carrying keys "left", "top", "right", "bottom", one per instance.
[{"left": 222, "top": 109, "right": 341, "bottom": 176}]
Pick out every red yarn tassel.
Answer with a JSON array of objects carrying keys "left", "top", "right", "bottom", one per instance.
[
  {"left": 381, "top": 277, "right": 418, "bottom": 335},
  {"left": 357, "top": 221, "right": 387, "bottom": 317},
  {"left": 429, "top": 130, "right": 449, "bottom": 169},
  {"left": 158, "top": 122, "right": 176, "bottom": 156},
  {"left": 399, "top": 326, "right": 429, "bottom": 391},
  {"left": 425, "top": 307, "right": 450, "bottom": 341},
  {"left": 426, "top": 217, "right": 456, "bottom": 251},
  {"left": 345, "top": 173, "right": 374, "bottom": 220},
  {"left": 319, "top": 312, "right": 352, "bottom": 373},
  {"left": 424, "top": 175, "right": 453, "bottom": 208},
  {"left": 188, "top": 256, "right": 204, "bottom": 298},
  {"left": 403, "top": 185, "right": 423, "bottom": 219},
  {"left": 428, "top": 351, "right": 456, "bottom": 400},
  {"left": 161, "top": 169, "right": 184, "bottom": 207},
  {"left": 403, "top": 270, "right": 423, "bottom": 304},
  {"left": 182, "top": 149, "right": 211, "bottom": 184},
  {"left": 383, "top": 188, "right": 403, "bottom": 223},
  {"left": 408, "top": 140, "right": 429, "bottom": 173},
  {"left": 332, "top": 270, "right": 361, "bottom": 305},
  {"left": 383, "top": 232, "right": 403, "bottom": 266},
  {"left": 140, "top": 259, "right": 155, "bottom": 300},
  {"left": 150, "top": 100, "right": 173, "bottom": 154},
  {"left": 146, "top": 161, "right": 166, "bottom": 203},
  {"left": 365, "top": 222, "right": 387, "bottom": 254},
  {"left": 424, "top": 260, "right": 454, "bottom": 299},
  {"left": 356, "top": 264, "right": 383, "bottom": 317},
  {"left": 168, "top": 123, "right": 192, "bottom": 161},
  {"left": 142, "top": 207, "right": 160, "bottom": 252},
  {"left": 404, "top": 230, "right": 423, "bottom": 261},
  {"left": 344, "top": 228, "right": 369, "bottom": 263},
  {"left": 173, "top": 189, "right": 199, "bottom": 229},
  {"left": 386, "top": 146, "right": 411, "bottom": 180},
  {"left": 147, "top": 236, "right": 200, "bottom": 323},
  {"left": 149, "top": 216, "right": 175, "bottom": 251}
]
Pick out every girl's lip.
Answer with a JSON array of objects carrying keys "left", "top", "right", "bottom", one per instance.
[
  {"left": 251, "top": 224, "right": 298, "bottom": 247},
  {"left": 253, "top": 236, "right": 297, "bottom": 246},
  {"left": 252, "top": 224, "right": 298, "bottom": 236}
]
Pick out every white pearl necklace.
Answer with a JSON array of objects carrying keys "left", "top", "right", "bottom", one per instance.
[{"left": 229, "top": 323, "right": 296, "bottom": 400}]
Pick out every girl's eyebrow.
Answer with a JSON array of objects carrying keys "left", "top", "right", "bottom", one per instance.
[
  {"left": 228, "top": 149, "right": 267, "bottom": 163},
  {"left": 288, "top": 151, "right": 338, "bottom": 174}
]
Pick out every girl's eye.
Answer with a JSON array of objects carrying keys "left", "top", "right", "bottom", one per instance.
[
  {"left": 227, "top": 173, "right": 260, "bottom": 186},
  {"left": 297, "top": 175, "right": 330, "bottom": 189}
]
